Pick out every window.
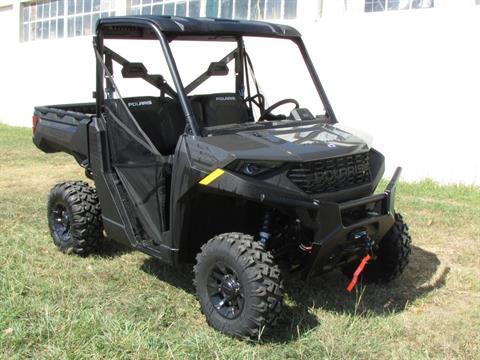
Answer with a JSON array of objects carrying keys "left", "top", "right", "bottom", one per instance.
[
  {"left": 21, "top": 0, "right": 116, "bottom": 42},
  {"left": 66, "top": 0, "right": 116, "bottom": 37},
  {"left": 22, "top": 1, "right": 65, "bottom": 41},
  {"left": 104, "top": 38, "right": 175, "bottom": 98},
  {"left": 205, "top": 0, "right": 296, "bottom": 20},
  {"left": 243, "top": 37, "right": 325, "bottom": 117},
  {"left": 170, "top": 40, "right": 236, "bottom": 95},
  {"left": 170, "top": 36, "right": 325, "bottom": 118},
  {"left": 128, "top": 0, "right": 296, "bottom": 19},
  {"left": 364, "top": 0, "right": 433, "bottom": 12},
  {"left": 129, "top": 0, "right": 201, "bottom": 17}
]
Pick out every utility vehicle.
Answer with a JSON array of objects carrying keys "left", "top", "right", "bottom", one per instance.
[{"left": 32, "top": 15, "right": 411, "bottom": 338}]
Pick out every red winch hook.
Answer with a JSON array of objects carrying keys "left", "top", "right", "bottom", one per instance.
[{"left": 346, "top": 253, "right": 372, "bottom": 292}]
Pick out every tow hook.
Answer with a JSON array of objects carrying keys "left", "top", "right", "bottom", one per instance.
[{"left": 346, "top": 254, "right": 371, "bottom": 292}]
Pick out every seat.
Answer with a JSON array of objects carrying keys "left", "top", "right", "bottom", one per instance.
[
  {"left": 189, "top": 93, "right": 249, "bottom": 127},
  {"left": 125, "top": 96, "right": 185, "bottom": 155}
]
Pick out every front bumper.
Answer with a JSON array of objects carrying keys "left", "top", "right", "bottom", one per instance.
[
  {"left": 197, "top": 165, "right": 402, "bottom": 277},
  {"left": 302, "top": 167, "right": 402, "bottom": 277}
]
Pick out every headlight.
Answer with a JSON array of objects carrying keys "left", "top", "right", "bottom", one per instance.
[{"left": 227, "top": 160, "right": 284, "bottom": 177}]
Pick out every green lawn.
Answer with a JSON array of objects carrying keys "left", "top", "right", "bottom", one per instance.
[{"left": 0, "top": 124, "right": 479, "bottom": 359}]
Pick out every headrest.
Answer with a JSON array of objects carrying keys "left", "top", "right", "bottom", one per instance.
[{"left": 190, "top": 93, "right": 249, "bottom": 127}]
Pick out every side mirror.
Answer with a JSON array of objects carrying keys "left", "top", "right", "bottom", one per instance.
[
  {"left": 207, "top": 62, "right": 229, "bottom": 76},
  {"left": 121, "top": 62, "right": 148, "bottom": 78}
]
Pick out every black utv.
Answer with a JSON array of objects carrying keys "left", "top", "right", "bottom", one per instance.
[{"left": 33, "top": 16, "right": 411, "bottom": 338}]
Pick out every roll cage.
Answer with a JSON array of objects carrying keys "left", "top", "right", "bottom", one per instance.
[{"left": 93, "top": 15, "right": 337, "bottom": 136}]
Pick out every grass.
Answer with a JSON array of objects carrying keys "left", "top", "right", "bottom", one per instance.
[{"left": 0, "top": 123, "right": 479, "bottom": 359}]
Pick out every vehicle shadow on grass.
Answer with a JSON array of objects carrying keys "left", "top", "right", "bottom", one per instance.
[
  {"left": 139, "top": 245, "right": 446, "bottom": 343},
  {"left": 94, "top": 237, "right": 134, "bottom": 258},
  {"left": 286, "top": 245, "right": 448, "bottom": 317},
  {"left": 261, "top": 245, "right": 447, "bottom": 342},
  {"left": 141, "top": 258, "right": 196, "bottom": 293}
]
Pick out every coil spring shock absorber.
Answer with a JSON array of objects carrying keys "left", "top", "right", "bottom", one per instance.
[{"left": 258, "top": 210, "right": 272, "bottom": 247}]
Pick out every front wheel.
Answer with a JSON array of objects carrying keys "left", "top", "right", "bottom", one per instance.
[
  {"left": 194, "top": 233, "right": 284, "bottom": 338},
  {"left": 343, "top": 213, "right": 412, "bottom": 283}
]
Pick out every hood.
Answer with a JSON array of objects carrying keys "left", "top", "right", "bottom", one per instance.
[{"left": 200, "top": 122, "right": 371, "bottom": 163}]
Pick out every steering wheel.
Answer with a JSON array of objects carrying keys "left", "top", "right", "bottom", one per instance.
[{"left": 258, "top": 99, "right": 300, "bottom": 122}]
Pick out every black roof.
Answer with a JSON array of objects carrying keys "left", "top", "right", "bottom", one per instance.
[{"left": 97, "top": 15, "right": 301, "bottom": 39}]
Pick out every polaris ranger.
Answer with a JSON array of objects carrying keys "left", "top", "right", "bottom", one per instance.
[{"left": 32, "top": 15, "right": 411, "bottom": 338}]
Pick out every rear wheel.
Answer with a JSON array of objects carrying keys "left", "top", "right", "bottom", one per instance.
[
  {"left": 343, "top": 213, "right": 412, "bottom": 283},
  {"left": 47, "top": 181, "right": 102, "bottom": 256},
  {"left": 194, "top": 233, "right": 284, "bottom": 338}
]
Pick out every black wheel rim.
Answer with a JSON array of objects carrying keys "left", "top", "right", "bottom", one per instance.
[
  {"left": 207, "top": 262, "right": 244, "bottom": 319},
  {"left": 51, "top": 204, "right": 71, "bottom": 242}
]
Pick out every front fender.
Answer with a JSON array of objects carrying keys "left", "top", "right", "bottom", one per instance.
[{"left": 196, "top": 168, "right": 319, "bottom": 215}]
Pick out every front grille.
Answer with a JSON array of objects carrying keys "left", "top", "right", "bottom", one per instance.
[{"left": 287, "top": 152, "right": 371, "bottom": 194}]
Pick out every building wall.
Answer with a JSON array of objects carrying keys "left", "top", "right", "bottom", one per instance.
[{"left": 1, "top": 0, "right": 479, "bottom": 184}]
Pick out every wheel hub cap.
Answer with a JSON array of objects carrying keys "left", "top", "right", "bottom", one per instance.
[
  {"left": 52, "top": 204, "right": 71, "bottom": 242},
  {"left": 220, "top": 275, "right": 241, "bottom": 300},
  {"left": 207, "top": 263, "right": 245, "bottom": 319}
]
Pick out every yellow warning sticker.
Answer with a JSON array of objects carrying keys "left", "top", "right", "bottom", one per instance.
[{"left": 199, "top": 168, "right": 225, "bottom": 186}]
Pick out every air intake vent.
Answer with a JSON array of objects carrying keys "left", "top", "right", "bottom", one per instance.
[{"left": 287, "top": 152, "right": 371, "bottom": 194}]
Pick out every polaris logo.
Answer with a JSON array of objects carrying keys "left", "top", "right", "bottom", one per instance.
[
  {"left": 315, "top": 164, "right": 369, "bottom": 183},
  {"left": 356, "top": 163, "right": 369, "bottom": 172},
  {"left": 127, "top": 100, "right": 153, "bottom": 107},
  {"left": 215, "top": 96, "right": 236, "bottom": 101}
]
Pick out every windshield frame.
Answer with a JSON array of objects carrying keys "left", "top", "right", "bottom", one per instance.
[{"left": 95, "top": 18, "right": 337, "bottom": 137}]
